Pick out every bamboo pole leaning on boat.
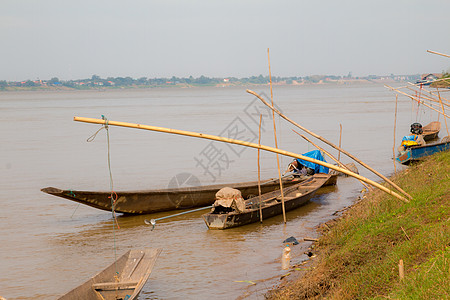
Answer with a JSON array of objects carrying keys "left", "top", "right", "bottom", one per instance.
[
  {"left": 404, "top": 87, "right": 447, "bottom": 109},
  {"left": 385, "top": 85, "right": 450, "bottom": 119},
  {"left": 268, "top": 48, "right": 286, "bottom": 223},
  {"left": 246, "top": 89, "right": 413, "bottom": 200},
  {"left": 73, "top": 116, "right": 410, "bottom": 203},
  {"left": 294, "top": 130, "right": 372, "bottom": 191},
  {"left": 406, "top": 83, "right": 450, "bottom": 106}
]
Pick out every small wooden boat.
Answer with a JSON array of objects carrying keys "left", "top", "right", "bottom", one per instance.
[
  {"left": 396, "top": 137, "right": 450, "bottom": 165},
  {"left": 58, "top": 248, "right": 161, "bottom": 300},
  {"left": 202, "top": 173, "right": 334, "bottom": 230},
  {"left": 422, "top": 121, "right": 441, "bottom": 141},
  {"left": 41, "top": 176, "right": 307, "bottom": 215}
]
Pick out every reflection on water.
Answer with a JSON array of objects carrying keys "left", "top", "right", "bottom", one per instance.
[{"left": 1, "top": 84, "right": 438, "bottom": 299}]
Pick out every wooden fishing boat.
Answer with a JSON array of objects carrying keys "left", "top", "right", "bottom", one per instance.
[
  {"left": 422, "top": 121, "right": 441, "bottom": 141},
  {"left": 202, "top": 173, "right": 334, "bottom": 230},
  {"left": 41, "top": 176, "right": 306, "bottom": 215},
  {"left": 58, "top": 248, "right": 161, "bottom": 300},
  {"left": 396, "top": 137, "right": 450, "bottom": 165}
]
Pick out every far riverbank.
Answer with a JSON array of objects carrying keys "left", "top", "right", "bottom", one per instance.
[{"left": 0, "top": 78, "right": 407, "bottom": 92}]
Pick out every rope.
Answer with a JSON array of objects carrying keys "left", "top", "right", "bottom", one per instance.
[{"left": 87, "top": 115, "right": 120, "bottom": 278}]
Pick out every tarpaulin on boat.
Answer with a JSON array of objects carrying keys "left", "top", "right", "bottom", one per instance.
[
  {"left": 213, "top": 187, "right": 245, "bottom": 213},
  {"left": 296, "top": 150, "right": 329, "bottom": 174}
]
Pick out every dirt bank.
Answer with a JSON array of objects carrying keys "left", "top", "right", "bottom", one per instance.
[{"left": 265, "top": 150, "right": 450, "bottom": 299}]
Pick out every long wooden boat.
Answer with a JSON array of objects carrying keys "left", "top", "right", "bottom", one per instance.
[
  {"left": 422, "top": 121, "right": 441, "bottom": 141},
  {"left": 58, "top": 248, "right": 161, "bottom": 300},
  {"left": 41, "top": 176, "right": 306, "bottom": 215},
  {"left": 202, "top": 173, "right": 334, "bottom": 230},
  {"left": 396, "top": 138, "right": 450, "bottom": 165}
]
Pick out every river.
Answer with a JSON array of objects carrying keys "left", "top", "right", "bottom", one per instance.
[{"left": 0, "top": 83, "right": 439, "bottom": 299}]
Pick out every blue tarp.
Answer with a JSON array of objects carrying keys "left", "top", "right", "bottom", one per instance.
[{"left": 296, "top": 150, "right": 329, "bottom": 174}]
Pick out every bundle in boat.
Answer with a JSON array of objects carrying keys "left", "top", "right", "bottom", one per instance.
[
  {"left": 202, "top": 173, "right": 334, "bottom": 229},
  {"left": 58, "top": 248, "right": 161, "bottom": 300}
]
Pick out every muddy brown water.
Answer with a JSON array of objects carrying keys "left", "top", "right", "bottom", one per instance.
[{"left": 0, "top": 84, "right": 440, "bottom": 299}]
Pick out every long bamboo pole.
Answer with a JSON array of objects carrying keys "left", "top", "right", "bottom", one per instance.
[
  {"left": 408, "top": 84, "right": 450, "bottom": 104},
  {"left": 404, "top": 87, "right": 447, "bottom": 108},
  {"left": 294, "top": 130, "right": 372, "bottom": 191},
  {"left": 258, "top": 114, "right": 263, "bottom": 223},
  {"left": 427, "top": 50, "right": 450, "bottom": 58},
  {"left": 393, "top": 95, "right": 398, "bottom": 174},
  {"left": 385, "top": 85, "right": 450, "bottom": 119},
  {"left": 74, "top": 116, "right": 410, "bottom": 203},
  {"left": 268, "top": 48, "right": 286, "bottom": 223},
  {"left": 246, "top": 89, "right": 413, "bottom": 200}
]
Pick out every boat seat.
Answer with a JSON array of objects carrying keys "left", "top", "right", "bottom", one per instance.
[
  {"left": 275, "top": 196, "right": 297, "bottom": 201},
  {"left": 93, "top": 281, "right": 138, "bottom": 291}
]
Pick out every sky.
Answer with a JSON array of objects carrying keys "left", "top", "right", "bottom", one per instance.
[{"left": 1, "top": 0, "right": 449, "bottom": 81}]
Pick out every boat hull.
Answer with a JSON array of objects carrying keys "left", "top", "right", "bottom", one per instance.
[
  {"left": 202, "top": 173, "right": 332, "bottom": 229},
  {"left": 396, "top": 140, "right": 450, "bottom": 165},
  {"left": 58, "top": 248, "right": 161, "bottom": 300},
  {"left": 422, "top": 121, "right": 441, "bottom": 141},
  {"left": 41, "top": 177, "right": 304, "bottom": 215}
]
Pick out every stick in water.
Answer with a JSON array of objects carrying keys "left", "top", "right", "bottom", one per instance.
[
  {"left": 268, "top": 48, "right": 286, "bottom": 224},
  {"left": 258, "top": 114, "right": 263, "bottom": 223},
  {"left": 144, "top": 205, "right": 213, "bottom": 230}
]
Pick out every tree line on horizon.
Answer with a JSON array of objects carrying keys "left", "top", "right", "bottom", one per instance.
[{"left": 0, "top": 73, "right": 422, "bottom": 89}]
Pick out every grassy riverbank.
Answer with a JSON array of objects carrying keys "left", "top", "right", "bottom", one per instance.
[{"left": 267, "top": 150, "right": 450, "bottom": 299}]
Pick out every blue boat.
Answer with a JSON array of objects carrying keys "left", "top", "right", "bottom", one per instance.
[{"left": 396, "top": 139, "right": 450, "bottom": 165}]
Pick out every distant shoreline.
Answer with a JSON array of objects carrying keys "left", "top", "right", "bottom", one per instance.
[{"left": 0, "top": 78, "right": 406, "bottom": 92}]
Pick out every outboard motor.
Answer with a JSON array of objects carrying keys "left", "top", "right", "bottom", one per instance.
[{"left": 410, "top": 123, "right": 423, "bottom": 134}]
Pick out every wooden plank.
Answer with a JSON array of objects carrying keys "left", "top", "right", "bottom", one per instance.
[{"left": 93, "top": 281, "right": 138, "bottom": 291}]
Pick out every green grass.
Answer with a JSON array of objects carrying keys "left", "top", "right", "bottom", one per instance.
[{"left": 267, "top": 150, "right": 450, "bottom": 299}]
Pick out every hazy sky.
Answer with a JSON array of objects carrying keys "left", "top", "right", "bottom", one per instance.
[{"left": 1, "top": 0, "right": 449, "bottom": 81}]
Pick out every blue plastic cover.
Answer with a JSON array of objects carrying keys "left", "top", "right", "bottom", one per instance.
[{"left": 296, "top": 150, "right": 329, "bottom": 174}]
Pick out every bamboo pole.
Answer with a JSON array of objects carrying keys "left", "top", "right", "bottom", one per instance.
[
  {"left": 268, "top": 48, "right": 286, "bottom": 223},
  {"left": 258, "top": 114, "right": 263, "bottom": 223},
  {"left": 385, "top": 85, "right": 450, "bottom": 119},
  {"left": 393, "top": 95, "right": 398, "bottom": 174},
  {"left": 74, "top": 116, "right": 410, "bottom": 203},
  {"left": 294, "top": 130, "right": 372, "bottom": 191},
  {"left": 399, "top": 259, "right": 405, "bottom": 280},
  {"left": 427, "top": 50, "right": 450, "bottom": 58},
  {"left": 437, "top": 89, "right": 450, "bottom": 137},
  {"left": 404, "top": 87, "right": 446, "bottom": 108},
  {"left": 423, "top": 87, "right": 450, "bottom": 105},
  {"left": 338, "top": 124, "right": 342, "bottom": 161},
  {"left": 407, "top": 83, "right": 450, "bottom": 104},
  {"left": 246, "top": 89, "right": 413, "bottom": 200}
]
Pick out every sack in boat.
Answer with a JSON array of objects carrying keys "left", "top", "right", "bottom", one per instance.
[{"left": 213, "top": 187, "right": 246, "bottom": 213}]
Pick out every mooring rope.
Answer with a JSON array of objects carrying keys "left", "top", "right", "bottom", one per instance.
[{"left": 87, "top": 115, "right": 120, "bottom": 278}]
